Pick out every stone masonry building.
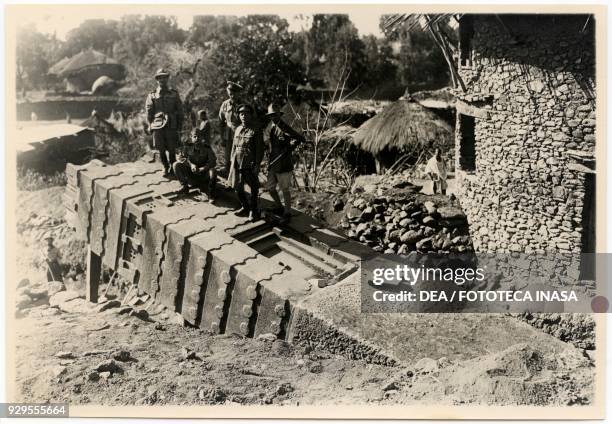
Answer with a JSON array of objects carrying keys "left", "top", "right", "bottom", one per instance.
[{"left": 452, "top": 15, "right": 596, "bottom": 275}]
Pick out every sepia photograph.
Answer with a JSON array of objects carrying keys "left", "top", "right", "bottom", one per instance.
[{"left": 3, "top": 2, "right": 607, "bottom": 419}]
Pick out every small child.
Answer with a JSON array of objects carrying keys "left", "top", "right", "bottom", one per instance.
[
  {"left": 194, "top": 109, "right": 211, "bottom": 146},
  {"left": 41, "top": 234, "right": 63, "bottom": 282}
]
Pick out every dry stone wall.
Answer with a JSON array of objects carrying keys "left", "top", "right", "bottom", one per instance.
[
  {"left": 455, "top": 15, "right": 595, "bottom": 256},
  {"left": 453, "top": 16, "right": 597, "bottom": 348}
]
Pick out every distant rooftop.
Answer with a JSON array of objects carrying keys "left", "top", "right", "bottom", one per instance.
[{"left": 15, "top": 123, "right": 93, "bottom": 152}]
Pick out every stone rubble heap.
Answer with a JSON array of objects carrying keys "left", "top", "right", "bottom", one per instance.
[{"left": 339, "top": 188, "right": 473, "bottom": 255}]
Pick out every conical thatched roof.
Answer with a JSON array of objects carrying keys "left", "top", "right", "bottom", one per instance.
[
  {"left": 56, "top": 50, "right": 121, "bottom": 77},
  {"left": 351, "top": 100, "right": 452, "bottom": 154},
  {"left": 48, "top": 56, "right": 71, "bottom": 75}
]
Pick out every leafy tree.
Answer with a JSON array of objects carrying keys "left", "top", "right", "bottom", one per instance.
[
  {"left": 380, "top": 15, "right": 451, "bottom": 90},
  {"left": 112, "top": 15, "right": 186, "bottom": 63},
  {"left": 62, "top": 19, "right": 119, "bottom": 56},
  {"left": 361, "top": 35, "right": 397, "bottom": 89},
  {"left": 186, "top": 15, "right": 240, "bottom": 46},
  {"left": 326, "top": 21, "right": 366, "bottom": 89},
  {"left": 210, "top": 15, "right": 306, "bottom": 109},
  {"left": 303, "top": 14, "right": 366, "bottom": 89},
  {"left": 16, "top": 24, "right": 63, "bottom": 91}
]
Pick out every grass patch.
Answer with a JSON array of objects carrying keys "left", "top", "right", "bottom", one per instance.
[{"left": 17, "top": 168, "right": 67, "bottom": 191}]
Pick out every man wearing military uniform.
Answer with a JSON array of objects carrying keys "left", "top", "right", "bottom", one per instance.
[
  {"left": 218, "top": 81, "right": 243, "bottom": 175},
  {"left": 265, "top": 103, "right": 305, "bottom": 221},
  {"left": 173, "top": 121, "right": 218, "bottom": 202},
  {"left": 145, "top": 68, "right": 184, "bottom": 177},
  {"left": 229, "top": 104, "right": 264, "bottom": 220}
]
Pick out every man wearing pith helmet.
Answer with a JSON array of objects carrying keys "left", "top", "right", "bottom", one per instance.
[
  {"left": 145, "top": 68, "right": 184, "bottom": 177},
  {"left": 229, "top": 103, "right": 264, "bottom": 221},
  {"left": 219, "top": 80, "right": 244, "bottom": 175},
  {"left": 265, "top": 103, "right": 305, "bottom": 221}
]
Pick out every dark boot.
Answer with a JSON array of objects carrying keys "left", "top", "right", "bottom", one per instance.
[
  {"left": 207, "top": 181, "right": 217, "bottom": 203},
  {"left": 234, "top": 207, "right": 250, "bottom": 217},
  {"left": 249, "top": 183, "right": 259, "bottom": 220},
  {"left": 249, "top": 209, "right": 261, "bottom": 221},
  {"left": 160, "top": 151, "right": 171, "bottom": 177},
  {"left": 178, "top": 184, "right": 190, "bottom": 195},
  {"left": 235, "top": 184, "right": 250, "bottom": 213}
]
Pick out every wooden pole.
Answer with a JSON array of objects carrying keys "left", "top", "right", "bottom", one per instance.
[{"left": 86, "top": 247, "right": 101, "bottom": 303}]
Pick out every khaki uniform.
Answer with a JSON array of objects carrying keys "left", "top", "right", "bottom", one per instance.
[
  {"left": 173, "top": 145, "right": 217, "bottom": 194},
  {"left": 266, "top": 120, "right": 304, "bottom": 191},
  {"left": 218, "top": 99, "right": 241, "bottom": 171},
  {"left": 145, "top": 86, "right": 184, "bottom": 171},
  {"left": 229, "top": 123, "right": 264, "bottom": 213}
]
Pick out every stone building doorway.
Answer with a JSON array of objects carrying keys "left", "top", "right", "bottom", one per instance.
[
  {"left": 579, "top": 172, "right": 596, "bottom": 280},
  {"left": 458, "top": 114, "right": 476, "bottom": 172}
]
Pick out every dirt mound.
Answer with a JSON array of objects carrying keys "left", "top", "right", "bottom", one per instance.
[
  {"left": 14, "top": 299, "right": 594, "bottom": 406},
  {"left": 397, "top": 343, "right": 592, "bottom": 406},
  {"left": 514, "top": 313, "right": 595, "bottom": 350}
]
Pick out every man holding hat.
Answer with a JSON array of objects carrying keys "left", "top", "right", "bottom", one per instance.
[
  {"left": 265, "top": 103, "right": 305, "bottom": 220},
  {"left": 230, "top": 103, "right": 264, "bottom": 220},
  {"left": 145, "top": 68, "right": 184, "bottom": 177},
  {"left": 219, "top": 81, "right": 244, "bottom": 175}
]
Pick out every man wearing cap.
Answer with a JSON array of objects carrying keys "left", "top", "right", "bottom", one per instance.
[
  {"left": 172, "top": 122, "right": 218, "bottom": 202},
  {"left": 219, "top": 81, "right": 243, "bottom": 175},
  {"left": 230, "top": 104, "right": 264, "bottom": 220},
  {"left": 145, "top": 68, "right": 184, "bottom": 177},
  {"left": 265, "top": 103, "right": 305, "bottom": 221}
]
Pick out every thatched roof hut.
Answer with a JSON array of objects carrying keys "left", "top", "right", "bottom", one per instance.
[
  {"left": 352, "top": 99, "right": 452, "bottom": 155},
  {"left": 57, "top": 50, "right": 122, "bottom": 77},
  {"left": 48, "top": 56, "right": 71, "bottom": 75},
  {"left": 49, "top": 50, "right": 125, "bottom": 93}
]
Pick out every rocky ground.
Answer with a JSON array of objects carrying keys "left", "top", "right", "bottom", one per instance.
[
  {"left": 13, "top": 285, "right": 595, "bottom": 407},
  {"left": 10, "top": 185, "right": 596, "bottom": 407}
]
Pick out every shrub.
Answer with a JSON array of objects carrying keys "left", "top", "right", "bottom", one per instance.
[{"left": 17, "top": 168, "right": 67, "bottom": 191}]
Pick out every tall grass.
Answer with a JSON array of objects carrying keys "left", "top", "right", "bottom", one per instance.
[{"left": 17, "top": 168, "right": 67, "bottom": 191}]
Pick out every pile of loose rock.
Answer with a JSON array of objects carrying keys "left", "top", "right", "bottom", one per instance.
[
  {"left": 15, "top": 278, "right": 67, "bottom": 317},
  {"left": 338, "top": 190, "right": 473, "bottom": 255}
]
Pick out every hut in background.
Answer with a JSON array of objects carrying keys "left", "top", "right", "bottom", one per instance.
[
  {"left": 49, "top": 50, "right": 125, "bottom": 94},
  {"left": 411, "top": 88, "right": 456, "bottom": 126},
  {"left": 351, "top": 99, "right": 453, "bottom": 174}
]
